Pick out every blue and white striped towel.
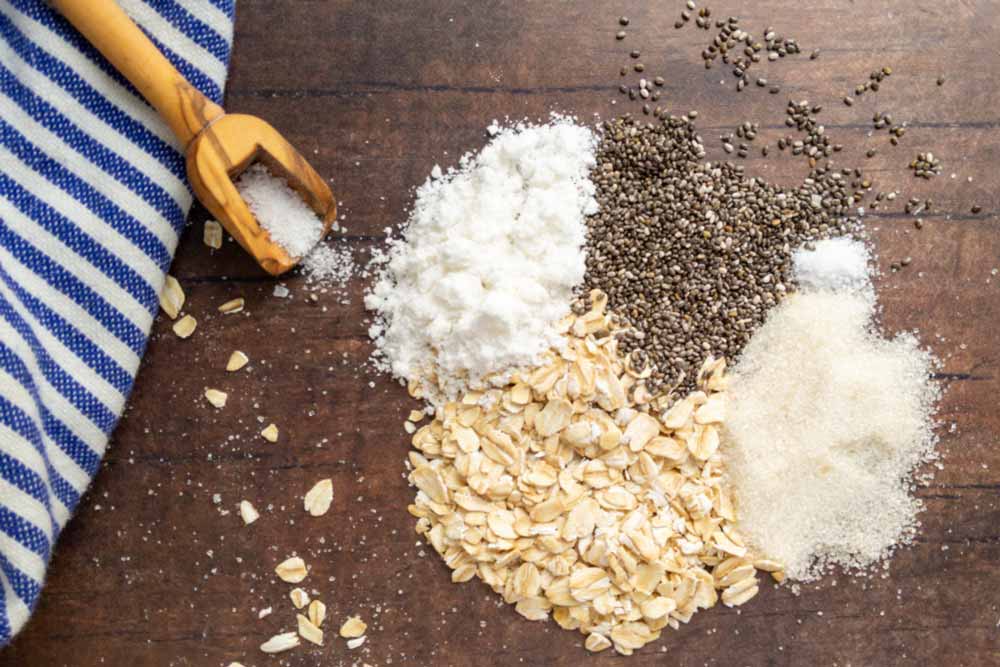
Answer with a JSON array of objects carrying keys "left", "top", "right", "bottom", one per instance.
[{"left": 0, "top": 0, "right": 234, "bottom": 644}]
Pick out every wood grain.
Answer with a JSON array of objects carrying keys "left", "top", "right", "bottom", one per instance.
[{"left": 3, "top": 1, "right": 998, "bottom": 665}]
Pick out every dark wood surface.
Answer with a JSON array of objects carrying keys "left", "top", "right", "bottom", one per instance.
[{"left": 4, "top": 1, "right": 999, "bottom": 665}]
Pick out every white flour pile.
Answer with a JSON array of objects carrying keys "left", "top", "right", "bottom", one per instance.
[
  {"left": 723, "top": 250, "right": 938, "bottom": 581},
  {"left": 366, "top": 118, "right": 597, "bottom": 403},
  {"left": 237, "top": 163, "right": 324, "bottom": 259}
]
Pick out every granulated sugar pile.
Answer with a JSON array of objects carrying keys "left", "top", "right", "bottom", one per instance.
[
  {"left": 366, "top": 118, "right": 597, "bottom": 403},
  {"left": 723, "top": 248, "right": 938, "bottom": 581}
]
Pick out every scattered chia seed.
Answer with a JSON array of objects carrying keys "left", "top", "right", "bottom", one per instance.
[
  {"left": 971, "top": 205, "right": 982, "bottom": 214},
  {"left": 696, "top": 13, "right": 801, "bottom": 85},
  {"left": 909, "top": 152, "right": 942, "bottom": 179}
]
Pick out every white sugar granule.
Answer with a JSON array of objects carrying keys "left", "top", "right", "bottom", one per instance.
[
  {"left": 301, "top": 242, "right": 354, "bottom": 288},
  {"left": 793, "top": 237, "right": 870, "bottom": 292},
  {"left": 236, "top": 163, "right": 324, "bottom": 259},
  {"left": 724, "top": 289, "right": 938, "bottom": 581},
  {"left": 366, "top": 118, "right": 597, "bottom": 404}
]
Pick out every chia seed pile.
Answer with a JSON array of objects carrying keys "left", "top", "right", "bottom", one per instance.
[{"left": 583, "top": 115, "right": 859, "bottom": 394}]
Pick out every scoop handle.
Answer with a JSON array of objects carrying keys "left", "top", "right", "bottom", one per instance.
[{"left": 51, "top": 0, "right": 224, "bottom": 149}]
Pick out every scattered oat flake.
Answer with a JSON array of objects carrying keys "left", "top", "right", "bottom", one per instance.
[
  {"left": 275, "top": 556, "right": 308, "bottom": 583},
  {"left": 159, "top": 275, "right": 184, "bottom": 319},
  {"left": 308, "top": 600, "right": 326, "bottom": 628},
  {"left": 297, "top": 614, "right": 324, "bottom": 646},
  {"left": 204, "top": 219, "right": 223, "bottom": 249},
  {"left": 346, "top": 636, "right": 366, "bottom": 650},
  {"left": 258, "top": 606, "right": 273, "bottom": 619},
  {"left": 407, "top": 410, "right": 424, "bottom": 422},
  {"left": 304, "top": 478, "right": 334, "bottom": 517},
  {"left": 204, "top": 388, "right": 228, "bottom": 408},
  {"left": 339, "top": 616, "right": 367, "bottom": 638},
  {"left": 239, "top": 500, "right": 260, "bottom": 525},
  {"left": 218, "top": 297, "right": 245, "bottom": 314},
  {"left": 227, "top": 350, "right": 249, "bottom": 372},
  {"left": 260, "top": 631, "right": 300, "bottom": 654},
  {"left": 261, "top": 423, "right": 279, "bottom": 442},
  {"left": 172, "top": 314, "right": 196, "bottom": 338},
  {"left": 290, "top": 587, "right": 310, "bottom": 609}
]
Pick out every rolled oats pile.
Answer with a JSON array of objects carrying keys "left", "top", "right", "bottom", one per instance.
[{"left": 405, "top": 291, "right": 783, "bottom": 655}]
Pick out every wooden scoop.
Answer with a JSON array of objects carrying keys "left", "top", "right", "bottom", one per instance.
[{"left": 52, "top": 0, "right": 336, "bottom": 276}]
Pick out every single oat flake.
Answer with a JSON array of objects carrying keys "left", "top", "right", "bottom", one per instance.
[
  {"left": 203, "top": 219, "right": 224, "bottom": 249},
  {"left": 261, "top": 423, "right": 279, "bottom": 442},
  {"left": 275, "top": 556, "right": 308, "bottom": 583},
  {"left": 218, "top": 297, "right": 245, "bottom": 314},
  {"left": 227, "top": 350, "right": 249, "bottom": 372},
  {"left": 339, "top": 615, "right": 367, "bottom": 638},
  {"left": 290, "top": 587, "right": 310, "bottom": 609},
  {"left": 304, "top": 479, "right": 334, "bottom": 516},
  {"left": 159, "top": 275, "right": 185, "bottom": 319},
  {"left": 308, "top": 600, "right": 326, "bottom": 628},
  {"left": 239, "top": 500, "right": 259, "bottom": 525},
  {"left": 204, "top": 388, "right": 228, "bottom": 409},
  {"left": 172, "top": 314, "right": 197, "bottom": 338},
  {"left": 297, "top": 614, "right": 324, "bottom": 646},
  {"left": 260, "top": 631, "right": 300, "bottom": 654}
]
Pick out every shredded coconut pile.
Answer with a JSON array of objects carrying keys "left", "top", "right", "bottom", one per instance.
[
  {"left": 723, "top": 271, "right": 939, "bottom": 580},
  {"left": 792, "top": 237, "right": 870, "bottom": 292},
  {"left": 366, "top": 118, "right": 598, "bottom": 404},
  {"left": 236, "top": 163, "right": 324, "bottom": 259}
]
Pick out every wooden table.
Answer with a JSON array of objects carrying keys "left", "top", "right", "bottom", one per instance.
[{"left": 4, "top": 1, "right": 999, "bottom": 665}]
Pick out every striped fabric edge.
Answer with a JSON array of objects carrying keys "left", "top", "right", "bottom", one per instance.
[{"left": 0, "top": 0, "right": 235, "bottom": 645}]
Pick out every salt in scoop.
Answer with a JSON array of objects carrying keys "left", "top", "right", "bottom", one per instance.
[{"left": 53, "top": 0, "right": 336, "bottom": 276}]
